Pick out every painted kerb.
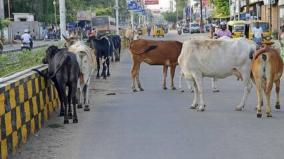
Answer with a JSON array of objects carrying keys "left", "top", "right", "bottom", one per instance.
[{"left": 0, "top": 67, "right": 60, "bottom": 159}]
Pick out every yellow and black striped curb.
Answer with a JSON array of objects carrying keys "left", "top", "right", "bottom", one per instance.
[{"left": 0, "top": 70, "right": 59, "bottom": 159}]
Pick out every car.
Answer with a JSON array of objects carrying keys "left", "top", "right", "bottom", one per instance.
[
  {"left": 182, "top": 24, "right": 190, "bottom": 33},
  {"left": 190, "top": 23, "right": 200, "bottom": 33}
]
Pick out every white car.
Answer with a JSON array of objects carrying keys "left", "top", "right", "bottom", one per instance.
[{"left": 190, "top": 23, "right": 200, "bottom": 33}]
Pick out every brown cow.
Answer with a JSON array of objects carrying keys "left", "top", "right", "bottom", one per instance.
[
  {"left": 129, "top": 39, "right": 183, "bottom": 92},
  {"left": 251, "top": 47, "right": 283, "bottom": 118}
]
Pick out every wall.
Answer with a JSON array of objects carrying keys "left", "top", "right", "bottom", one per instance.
[
  {"left": 0, "top": 67, "right": 59, "bottom": 159},
  {"left": 261, "top": 4, "right": 279, "bottom": 32}
]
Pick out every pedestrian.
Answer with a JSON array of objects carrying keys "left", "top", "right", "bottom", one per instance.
[
  {"left": 147, "top": 24, "right": 151, "bottom": 36},
  {"left": 279, "top": 24, "right": 284, "bottom": 60},
  {"left": 216, "top": 21, "right": 232, "bottom": 38},
  {"left": 252, "top": 22, "right": 263, "bottom": 46}
]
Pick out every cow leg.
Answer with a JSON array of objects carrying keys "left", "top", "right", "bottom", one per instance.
[
  {"left": 106, "top": 57, "right": 111, "bottom": 76},
  {"left": 102, "top": 58, "right": 107, "bottom": 79},
  {"left": 265, "top": 81, "right": 273, "bottom": 117},
  {"left": 131, "top": 59, "right": 140, "bottom": 92},
  {"left": 83, "top": 85, "right": 90, "bottom": 111},
  {"left": 62, "top": 86, "right": 69, "bottom": 124},
  {"left": 255, "top": 79, "right": 263, "bottom": 118},
  {"left": 163, "top": 65, "right": 168, "bottom": 90},
  {"left": 187, "top": 79, "right": 198, "bottom": 109},
  {"left": 71, "top": 84, "right": 78, "bottom": 123},
  {"left": 211, "top": 77, "right": 219, "bottom": 93},
  {"left": 275, "top": 79, "right": 281, "bottom": 109},
  {"left": 77, "top": 87, "right": 83, "bottom": 109},
  {"left": 96, "top": 57, "right": 101, "bottom": 79},
  {"left": 67, "top": 86, "right": 73, "bottom": 119},
  {"left": 136, "top": 64, "right": 144, "bottom": 91},
  {"left": 193, "top": 74, "right": 206, "bottom": 111},
  {"left": 170, "top": 65, "right": 176, "bottom": 90},
  {"left": 235, "top": 73, "right": 252, "bottom": 111},
  {"left": 54, "top": 81, "right": 65, "bottom": 116}
]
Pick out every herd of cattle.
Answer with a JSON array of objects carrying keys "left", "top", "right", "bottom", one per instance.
[
  {"left": 129, "top": 37, "right": 283, "bottom": 118},
  {"left": 32, "top": 29, "right": 284, "bottom": 123},
  {"left": 33, "top": 33, "right": 122, "bottom": 124}
]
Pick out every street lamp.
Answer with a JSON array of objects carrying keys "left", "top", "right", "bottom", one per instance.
[{"left": 53, "top": 0, "right": 57, "bottom": 28}]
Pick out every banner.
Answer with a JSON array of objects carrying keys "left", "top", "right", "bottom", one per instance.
[{"left": 145, "top": 0, "right": 159, "bottom": 5}]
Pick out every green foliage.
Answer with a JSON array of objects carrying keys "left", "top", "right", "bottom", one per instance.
[
  {"left": 95, "top": 7, "right": 113, "bottom": 16},
  {"left": 211, "top": 0, "right": 230, "bottom": 17},
  {"left": 0, "top": 48, "right": 46, "bottom": 77},
  {"left": 162, "top": 11, "right": 182, "bottom": 23}
]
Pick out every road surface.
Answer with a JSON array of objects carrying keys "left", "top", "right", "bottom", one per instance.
[{"left": 13, "top": 31, "right": 284, "bottom": 159}]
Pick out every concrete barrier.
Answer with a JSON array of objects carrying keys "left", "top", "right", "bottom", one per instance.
[{"left": 0, "top": 65, "right": 59, "bottom": 159}]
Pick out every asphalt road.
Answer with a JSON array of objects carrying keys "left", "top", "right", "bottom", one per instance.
[{"left": 12, "top": 31, "right": 284, "bottom": 159}]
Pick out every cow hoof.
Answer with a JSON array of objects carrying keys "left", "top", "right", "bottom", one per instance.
[
  {"left": 171, "top": 87, "right": 176, "bottom": 90},
  {"left": 73, "top": 118, "right": 78, "bottom": 123},
  {"left": 235, "top": 106, "right": 244, "bottom": 111},
  {"left": 197, "top": 107, "right": 205, "bottom": 112},
  {"left": 103, "top": 77, "right": 107, "bottom": 80},
  {"left": 77, "top": 104, "right": 83, "bottom": 109},
  {"left": 190, "top": 104, "right": 198, "bottom": 109},
  {"left": 180, "top": 90, "right": 185, "bottom": 93},
  {"left": 64, "top": 119, "right": 69, "bottom": 124},
  {"left": 96, "top": 75, "right": 100, "bottom": 79},
  {"left": 163, "top": 87, "right": 167, "bottom": 90},
  {"left": 84, "top": 105, "right": 90, "bottom": 111},
  {"left": 257, "top": 113, "right": 262, "bottom": 118},
  {"left": 212, "top": 89, "right": 220, "bottom": 93},
  {"left": 133, "top": 89, "right": 138, "bottom": 92},
  {"left": 107, "top": 73, "right": 110, "bottom": 77},
  {"left": 266, "top": 113, "right": 272, "bottom": 118},
  {"left": 139, "top": 88, "right": 144, "bottom": 91},
  {"left": 275, "top": 103, "right": 280, "bottom": 109},
  {"left": 190, "top": 89, "right": 194, "bottom": 93}
]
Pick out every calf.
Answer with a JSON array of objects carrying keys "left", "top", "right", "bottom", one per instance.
[
  {"left": 129, "top": 39, "right": 183, "bottom": 91},
  {"left": 33, "top": 46, "right": 80, "bottom": 124},
  {"left": 178, "top": 38, "right": 256, "bottom": 111},
  {"left": 251, "top": 47, "right": 283, "bottom": 118}
]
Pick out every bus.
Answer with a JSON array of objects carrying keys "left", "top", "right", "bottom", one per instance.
[{"left": 91, "top": 16, "right": 116, "bottom": 35}]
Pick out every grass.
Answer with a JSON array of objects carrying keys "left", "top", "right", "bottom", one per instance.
[{"left": 0, "top": 48, "right": 46, "bottom": 77}]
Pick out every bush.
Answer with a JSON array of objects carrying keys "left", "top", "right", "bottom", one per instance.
[{"left": 0, "top": 48, "right": 45, "bottom": 77}]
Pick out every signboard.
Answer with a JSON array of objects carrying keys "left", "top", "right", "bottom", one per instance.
[
  {"left": 263, "top": 0, "right": 276, "bottom": 5},
  {"left": 145, "top": 0, "right": 159, "bottom": 5}
]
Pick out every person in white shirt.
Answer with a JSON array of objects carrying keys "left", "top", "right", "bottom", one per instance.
[
  {"left": 252, "top": 22, "right": 263, "bottom": 46},
  {"left": 21, "top": 29, "right": 33, "bottom": 48}
]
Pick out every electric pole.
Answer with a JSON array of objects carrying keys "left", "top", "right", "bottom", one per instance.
[
  {"left": 59, "top": 0, "right": 66, "bottom": 40},
  {"left": 0, "top": 0, "right": 4, "bottom": 19},
  {"left": 115, "top": 0, "right": 119, "bottom": 34},
  {"left": 200, "top": 0, "right": 203, "bottom": 32}
]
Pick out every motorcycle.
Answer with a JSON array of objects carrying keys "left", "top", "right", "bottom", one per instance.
[
  {"left": 21, "top": 42, "right": 31, "bottom": 51},
  {"left": 177, "top": 27, "right": 182, "bottom": 35}
]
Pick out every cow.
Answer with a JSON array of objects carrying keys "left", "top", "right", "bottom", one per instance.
[
  {"left": 90, "top": 35, "right": 113, "bottom": 79},
  {"left": 124, "top": 27, "right": 139, "bottom": 47},
  {"left": 108, "top": 34, "right": 121, "bottom": 61},
  {"left": 129, "top": 39, "right": 183, "bottom": 92},
  {"left": 251, "top": 47, "right": 283, "bottom": 118},
  {"left": 178, "top": 38, "right": 256, "bottom": 111},
  {"left": 33, "top": 46, "right": 80, "bottom": 124},
  {"left": 63, "top": 35, "right": 96, "bottom": 111}
]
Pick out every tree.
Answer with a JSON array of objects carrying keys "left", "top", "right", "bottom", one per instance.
[{"left": 210, "top": 0, "right": 229, "bottom": 17}]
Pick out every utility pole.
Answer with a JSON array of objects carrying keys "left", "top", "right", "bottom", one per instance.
[
  {"left": 200, "top": 0, "right": 203, "bottom": 32},
  {"left": 59, "top": 0, "right": 66, "bottom": 40},
  {"left": 131, "top": 11, "right": 134, "bottom": 29},
  {"left": 53, "top": 0, "right": 57, "bottom": 28},
  {"left": 238, "top": 0, "right": 240, "bottom": 20},
  {"left": 270, "top": 0, "right": 272, "bottom": 32},
  {"left": 0, "top": 0, "right": 4, "bottom": 19},
  {"left": 115, "top": 0, "right": 119, "bottom": 34},
  {"left": 7, "top": 0, "right": 11, "bottom": 19}
]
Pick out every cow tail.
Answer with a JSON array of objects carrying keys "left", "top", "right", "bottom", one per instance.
[{"left": 32, "top": 69, "right": 49, "bottom": 79}]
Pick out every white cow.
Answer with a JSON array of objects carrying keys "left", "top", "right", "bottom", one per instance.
[
  {"left": 64, "top": 37, "right": 96, "bottom": 111},
  {"left": 178, "top": 38, "right": 256, "bottom": 111}
]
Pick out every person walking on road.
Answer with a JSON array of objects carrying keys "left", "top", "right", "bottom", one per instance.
[
  {"left": 252, "top": 22, "right": 263, "bottom": 46},
  {"left": 147, "top": 25, "right": 152, "bottom": 36},
  {"left": 279, "top": 24, "right": 284, "bottom": 60}
]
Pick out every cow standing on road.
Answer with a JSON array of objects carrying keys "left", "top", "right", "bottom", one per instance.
[
  {"left": 129, "top": 39, "right": 183, "bottom": 91},
  {"left": 178, "top": 38, "right": 256, "bottom": 111},
  {"left": 251, "top": 47, "right": 283, "bottom": 118}
]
